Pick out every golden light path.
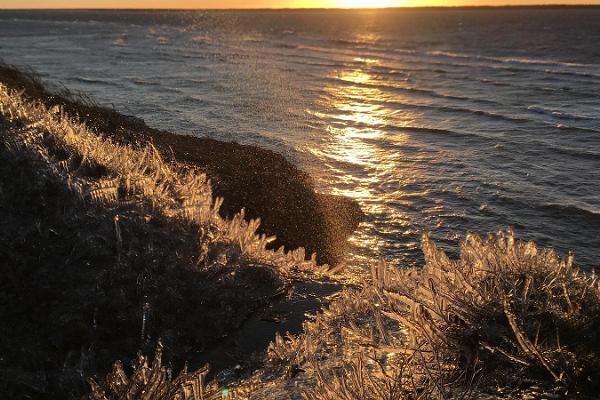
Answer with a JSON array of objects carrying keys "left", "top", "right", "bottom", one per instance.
[
  {"left": 306, "top": 58, "right": 424, "bottom": 263},
  {"left": 334, "top": 0, "right": 398, "bottom": 7}
]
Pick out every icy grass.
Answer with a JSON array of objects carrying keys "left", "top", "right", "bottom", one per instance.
[
  {"left": 252, "top": 235, "right": 600, "bottom": 399},
  {"left": 103, "top": 230, "right": 600, "bottom": 399},
  {"left": 0, "top": 83, "right": 319, "bottom": 272}
]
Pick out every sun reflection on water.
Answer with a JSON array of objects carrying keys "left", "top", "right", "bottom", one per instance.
[
  {"left": 307, "top": 66, "right": 422, "bottom": 264},
  {"left": 313, "top": 68, "right": 396, "bottom": 194}
]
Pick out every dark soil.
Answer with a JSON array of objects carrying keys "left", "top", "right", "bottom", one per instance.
[{"left": 0, "top": 64, "right": 364, "bottom": 266}]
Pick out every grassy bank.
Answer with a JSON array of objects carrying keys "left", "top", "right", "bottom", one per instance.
[
  {"left": 0, "top": 78, "right": 329, "bottom": 398},
  {"left": 0, "top": 64, "right": 363, "bottom": 267}
]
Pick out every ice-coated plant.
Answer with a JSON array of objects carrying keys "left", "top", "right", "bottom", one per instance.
[
  {"left": 234, "top": 232, "right": 600, "bottom": 399},
  {"left": 0, "top": 83, "right": 319, "bottom": 273},
  {"left": 87, "top": 342, "right": 225, "bottom": 400},
  {"left": 312, "top": 232, "right": 598, "bottom": 398}
]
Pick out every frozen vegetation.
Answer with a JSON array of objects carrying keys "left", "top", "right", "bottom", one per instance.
[
  {"left": 1, "top": 73, "right": 599, "bottom": 399},
  {"left": 243, "top": 233, "right": 600, "bottom": 399},
  {"left": 0, "top": 78, "right": 325, "bottom": 399}
]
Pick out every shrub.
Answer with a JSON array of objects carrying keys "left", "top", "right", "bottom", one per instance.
[
  {"left": 257, "top": 232, "right": 600, "bottom": 399},
  {"left": 382, "top": 231, "right": 600, "bottom": 394},
  {"left": 0, "top": 80, "right": 317, "bottom": 399}
]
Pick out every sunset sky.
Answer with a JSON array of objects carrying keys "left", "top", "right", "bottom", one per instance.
[{"left": 2, "top": 0, "right": 599, "bottom": 9}]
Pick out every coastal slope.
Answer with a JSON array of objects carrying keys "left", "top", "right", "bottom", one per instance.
[
  {"left": 0, "top": 77, "right": 326, "bottom": 399},
  {"left": 0, "top": 64, "right": 363, "bottom": 267},
  {"left": 3, "top": 66, "right": 600, "bottom": 400}
]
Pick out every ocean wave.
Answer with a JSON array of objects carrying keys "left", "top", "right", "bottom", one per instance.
[
  {"left": 182, "top": 95, "right": 204, "bottom": 105},
  {"left": 131, "top": 78, "right": 161, "bottom": 87},
  {"left": 554, "top": 124, "right": 600, "bottom": 134},
  {"left": 191, "top": 34, "right": 213, "bottom": 44},
  {"left": 541, "top": 203, "right": 600, "bottom": 221},
  {"left": 514, "top": 133, "right": 600, "bottom": 160},
  {"left": 240, "top": 35, "right": 264, "bottom": 43},
  {"left": 413, "top": 51, "right": 600, "bottom": 81},
  {"left": 360, "top": 96, "right": 529, "bottom": 124},
  {"left": 427, "top": 50, "right": 594, "bottom": 69},
  {"left": 488, "top": 194, "right": 600, "bottom": 222},
  {"left": 269, "top": 42, "right": 600, "bottom": 86},
  {"left": 502, "top": 57, "right": 589, "bottom": 68},
  {"left": 111, "top": 37, "right": 127, "bottom": 46},
  {"left": 326, "top": 38, "right": 381, "bottom": 48},
  {"left": 276, "top": 43, "right": 299, "bottom": 49},
  {"left": 70, "top": 76, "right": 120, "bottom": 87},
  {"left": 330, "top": 76, "right": 505, "bottom": 108},
  {"left": 313, "top": 108, "right": 476, "bottom": 140},
  {"left": 528, "top": 105, "right": 599, "bottom": 121},
  {"left": 544, "top": 68, "right": 600, "bottom": 80},
  {"left": 305, "top": 46, "right": 595, "bottom": 81},
  {"left": 542, "top": 144, "right": 600, "bottom": 161},
  {"left": 388, "top": 125, "right": 475, "bottom": 139}
]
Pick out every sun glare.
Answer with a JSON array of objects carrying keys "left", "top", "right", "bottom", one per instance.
[{"left": 335, "top": 0, "right": 397, "bottom": 8}]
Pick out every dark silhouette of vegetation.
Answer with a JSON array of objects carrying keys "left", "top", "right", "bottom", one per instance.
[{"left": 0, "top": 79, "right": 318, "bottom": 399}]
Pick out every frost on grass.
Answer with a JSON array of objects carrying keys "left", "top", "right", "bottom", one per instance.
[
  {"left": 0, "top": 83, "right": 318, "bottom": 272},
  {"left": 87, "top": 341, "right": 224, "bottom": 400},
  {"left": 0, "top": 84, "right": 324, "bottom": 399},
  {"left": 231, "top": 232, "right": 600, "bottom": 399}
]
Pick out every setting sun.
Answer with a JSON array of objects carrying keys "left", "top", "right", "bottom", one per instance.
[{"left": 335, "top": 0, "right": 397, "bottom": 7}]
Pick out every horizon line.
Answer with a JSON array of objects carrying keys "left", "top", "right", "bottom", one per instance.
[{"left": 2, "top": 4, "right": 600, "bottom": 11}]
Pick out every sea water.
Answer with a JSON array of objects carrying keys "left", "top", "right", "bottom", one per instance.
[{"left": 1, "top": 8, "right": 599, "bottom": 268}]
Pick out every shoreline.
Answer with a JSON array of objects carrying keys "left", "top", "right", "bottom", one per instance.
[{"left": 0, "top": 64, "right": 363, "bottom": 267}]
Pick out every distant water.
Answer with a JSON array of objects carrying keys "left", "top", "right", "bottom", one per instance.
[{"left": 1, "top": 8, "right": 599, "bottom": 269}]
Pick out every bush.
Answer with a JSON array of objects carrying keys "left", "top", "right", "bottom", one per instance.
[
  {"left": 258, "top": 232, "right": 600, "bottom": 399},
  {"left": 0, "top": 80, "right": 316, "bottom": 399},
  {"left": 384, "top": 231, "right": 600, "bottom": 394}
]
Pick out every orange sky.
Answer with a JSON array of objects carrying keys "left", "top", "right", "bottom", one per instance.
[{"left": 2, "top": 0, "right": 598, "bottom": 8}]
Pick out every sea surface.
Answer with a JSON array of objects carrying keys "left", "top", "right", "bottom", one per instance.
[{"left": 1, "top": 8, "right": 599, "bottom": 269}]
